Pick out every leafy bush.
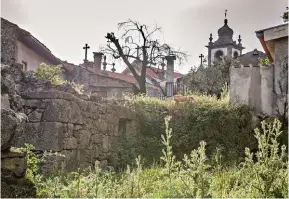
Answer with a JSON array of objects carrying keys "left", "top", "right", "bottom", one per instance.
[
  {"left": 21, "top": 143, "right": 41, "bottom": 182},
  {"left": 258, "top": 57, "right": 271, "bottom": 65},
  {"left": 121, "top": 94, "right": 255, "bottom": 167},
  {"left": 34, "top": 63, "right": 65, "bottom": 85},
  {"left": 183, "top": 56, "right": 240, "bottom": 96},
  {"left": 31, "top": 118, "right": 287, "bottom": 198},
  {"left": 34, "top": 63, "right": 84, "bottom": 93}
]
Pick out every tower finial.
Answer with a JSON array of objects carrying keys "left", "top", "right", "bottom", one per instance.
[
  {"left": 238, "top": 35, "right": 242, "bottom": 44},
  {"left": 224, "top": 9, "right": 228, "bottom": 25},
  {"left": 209, "top": 33, "right": 213, "bottom": 42}
]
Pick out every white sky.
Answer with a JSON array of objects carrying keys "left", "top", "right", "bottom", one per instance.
[{"left": 1, "top": 0, "right": 287, "bottom": 73}]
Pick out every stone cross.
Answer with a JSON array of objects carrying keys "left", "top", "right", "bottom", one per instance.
[
  {"left": 199, "top": 54, "right": 204, "bottom": 65},
  {"left": 83, "top": 44, "right": 90, "bottom": 62}
]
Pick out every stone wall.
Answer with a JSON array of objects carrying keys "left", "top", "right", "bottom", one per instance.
[
  {"left": 1, "top": 63, "right": 37, "bottom": 197},
  {"left": 15, "top": 90, "right": 138, "bottom": 173},
  {"left": 230, "top": 66, "right": 262, "bottom": 113},
  {"left": 272, "top": 38, "right": 288, "bottom": 115},
  {"left": 1, "top": 18, "right": 18, "bottom": 65},
  {"left": 230, "top": 65, "right": 273, "bottom": 114},
  {"left": 2, "top": 63, "right": 139, "bottom": 174},
  {"left": 63, "top": 63, "right": 135, "bottom": 99}
]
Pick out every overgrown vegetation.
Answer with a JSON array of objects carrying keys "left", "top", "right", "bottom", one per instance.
[
  {"left": 34, "top": 63, "right": 84, "bottom": 92},
  {"left": 183, "top": 56, "right": 240, "bottom": 96},
  {"left": 258, "top": 57, "right": 271, "bottom": 65},
  {"left": 34, "top": 63, "right": 65, "bottom": 85},
  {"left": 28, "top": 118, "right": 288, "bottom": 198},
  {"left": 118, "top": 94, "right": 256, "bottom": 168}
]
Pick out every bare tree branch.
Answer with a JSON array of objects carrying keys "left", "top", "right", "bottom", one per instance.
[{"left": 103, "top": 19, "right": 188, "bottom": 93}]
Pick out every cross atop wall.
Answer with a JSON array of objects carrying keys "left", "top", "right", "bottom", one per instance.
[
  {"left": 83, "top": 44, "right": 90, "bottom": 62},
  {"left": 199, "top": 54, "right": 204, "bottom": 65}
]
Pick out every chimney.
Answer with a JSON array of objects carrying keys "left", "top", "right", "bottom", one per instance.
[
  {"left": 165, "top": 55, "right": 176, "bottom": 97},
  {"left": 158, "top": 62, "right": 165, "bottom": 80},
  {"left": 93, "top": 52, "right": 103, "bottom": 74}
]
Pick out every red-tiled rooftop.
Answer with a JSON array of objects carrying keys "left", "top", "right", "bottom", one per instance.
[
  {"left": 145, "top": 67, "right": 184, "bottom": 79},
  {"left": 106, "top": 71, "right": 137, "bottom": 84},
  {"left": 122, "top": 66, "right": 184, "bottom": 79}
]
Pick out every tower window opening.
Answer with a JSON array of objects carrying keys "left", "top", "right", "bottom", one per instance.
[{"left": 214, "top": 50, "right": 224, "bottom": 61}]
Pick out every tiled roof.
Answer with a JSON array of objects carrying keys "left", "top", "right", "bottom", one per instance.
[
  {"left": 146, "top": 66, "right": 184, "bottom": 79},
  {"left": 122, "top": 65, "right": 184, "bottom": 79},
  {"left": 238, "top": 49, "right": 267, "bottom": 66},
  {"left": 106, "top": 71, "right": 137, "bottom": 84},
  {"left": 79, "top": 61, "right": 94, "bottom": 68}
]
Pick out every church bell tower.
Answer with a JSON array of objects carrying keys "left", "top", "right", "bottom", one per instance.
[{"left": 206, "top": 10, "right": 245, "bottom": 66}]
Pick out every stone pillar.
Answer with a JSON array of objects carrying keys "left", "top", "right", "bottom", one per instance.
[
  {"left": 229, "top": 66, "right": 252, "bottom": 105},
  {"left": 260, "top": 65, "right": 274, "bottom": 115},
  {"left": 165, "top": 55, "right": 176, "bottom": 96},
  {"left": 158, "top": 62, "right": 165, "bottom": 80},
  {"left": 227, "top": 46, "right": 232, "bottom": 58},
  {"left": 93, "top": 52, "right": 103, "bottom": 74},
  {"left": 208, "top": 48, "right": 212, "bottom": 67}
]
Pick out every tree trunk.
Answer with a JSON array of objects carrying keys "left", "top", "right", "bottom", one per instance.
[{"left": 137, "top": 74, "right": 146, "bottom": 94}]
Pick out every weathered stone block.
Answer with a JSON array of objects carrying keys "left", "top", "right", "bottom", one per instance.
[
  {"left": 84, "top": 145, "right": 99, "bottom": 164},
  {"left": 63, "top": 123, "right": 74, "bottom": 137},
  {"left": 42, "top": 99, "right": 83, "bottom": 124},
  {"left": 15, "top": 122, "right": 64, "bottom": 151},
  {"left": 1, "top": 147, "right": 27, "bottom": 178},
  {"left": 1, "top": 94, "right": 10, "bottom": 109},
  {"left": 61, "top": 150, "right": 78, "bottom": 172},
  {"left": 74, "top": 125, "right": 83, "bottom": 131},
  {"left": 78, "top": 130, "right": 91, "bottom": 149},
  {"left": 23, "top": 99, "right": 46, "bottom": 109},
  {"left": 27, "top": 110, "right": 42, "bottom": 122},
  {"left": 63, "top": 137, "right": 77, "bottom": 149},
  {"left": 40, "top": 151, "right": 66, "bottom": 174},
  {"left": 102, "top": 135, "right": 110, "bottom": 153},
  {"left": 1, "top": 109, "right": 27, "bottom": 151},
  {"left": 98, "top": 119, "right": 108, "bottom": 132},
  {"left": 90, "top": 134, "right": 101, "bottom": 144}
]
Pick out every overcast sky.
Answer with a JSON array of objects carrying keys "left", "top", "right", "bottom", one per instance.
[{"left": 1, "top": 0, "right": 287, "bottom": 73}]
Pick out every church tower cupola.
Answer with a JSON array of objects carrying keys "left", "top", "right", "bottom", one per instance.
[{"left": 205, "top": 10, "right": 245, "bottom": 66}]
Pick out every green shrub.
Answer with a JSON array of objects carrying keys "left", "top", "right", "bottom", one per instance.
[
  {"left": 34, "top": 63, "right": 84, "bottom": 93},
  {"left": 34, "top": 63, "right": 65, "bottom": 85},
  {"left": 121, "top": 95, "right": 255, "bottom": 167},
  {"left": 22, "top": 144, "right": 40, "bottom": 182}
]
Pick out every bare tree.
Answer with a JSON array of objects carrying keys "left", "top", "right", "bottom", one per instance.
[{"left": 102, "top": 19, "right": 187, "bottom": 94}]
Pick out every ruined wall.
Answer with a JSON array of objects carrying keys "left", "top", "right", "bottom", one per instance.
[
  {"left": 1, "top": 18, "right": 18, "bottom": 65},
  {"left": 230, "top": 66, "right": 264, "bottom": 113},
  {"left": 273, "top": 38, "right": 288, "bottom": 115},
  {"left": 1, "top": 63, "right": 37, "bottom": 197},
  {"left": 230, "top": 65, "right": 275, "bottom": 115},
  {"left": 2, "top": 63, "right": 139, "bottom": 174},
  {"left": 15, "top": 90, "right": 138, "bottom": 173},
  {"left": 260, "top": 65, "right": 274, "bottom": 115},
  {"left": 63, "top": 65, "right": 134, "bottom": 99}
]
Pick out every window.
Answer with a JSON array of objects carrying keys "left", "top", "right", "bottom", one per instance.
[
  {"left": 214, "top": 50, "right": 224, "bottom": 61},
  {"left": 22, "top": 61, "right": 27, "bottom": 71},
  {"left": 233, "top": 51, "right": 239, "bottom": 59}
]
